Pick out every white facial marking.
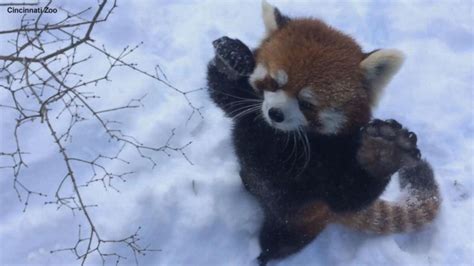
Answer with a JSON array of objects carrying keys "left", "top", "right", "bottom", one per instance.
[
  {"left": 318, "top": 108, "right": 347, "bottom": 135},
  {"left": 262, "top": 90, "right": 308, "bottom": 131},
  {"left": 298, "top": 87, "right": 319, "bottom": 106},
  {"left": 272, "top": 69, "right": 288, "bottom": 87},
  {"left": 249, "top": 63, "right": 268, "bottom": 90}
]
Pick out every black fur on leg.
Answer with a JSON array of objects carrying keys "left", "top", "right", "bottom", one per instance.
[
  {"left": 399, "top": 159, "right": 437, "bottom": 192},
  {"left": 256, "top": 213, "right": 317, "bottom": 265},
  {"left": 207, "top": 62, "right": 259, "bottom": 116}
]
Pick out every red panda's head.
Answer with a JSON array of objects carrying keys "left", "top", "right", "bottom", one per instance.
[{"left": 250, "top": 1, "right": 404, "bottom": 135}]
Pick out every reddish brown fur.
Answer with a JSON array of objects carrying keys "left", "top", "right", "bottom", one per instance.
[
  {"left": 255, "top": 18, "right": 371, "bottom": 133},
  {"left": 292, "top": 201, "right": 331, "bottom": 238},
  {"left": 255, "top": 75, "right": 279, "bottom": 92},
  {"left": 334, "top": 195, "right": 441, "bottom": 234},
  {"left": 254, "top": 17, "right": 440, "bottom": 235}
]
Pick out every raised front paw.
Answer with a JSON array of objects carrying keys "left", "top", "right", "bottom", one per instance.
[
  {"left": 357, "top": 119, "right": 421, "bottom": 178},
  {"left": 212, "top": 36, "right": 255, "bottom": 80}
]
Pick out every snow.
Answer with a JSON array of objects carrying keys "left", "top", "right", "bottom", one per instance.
[{"left": 1, "top": 0, "right": 473, "bottom": 265}]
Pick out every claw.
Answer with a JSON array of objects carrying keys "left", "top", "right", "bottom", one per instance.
[
  {"left": 365, "top": 119, "right": 383, "bottom": 136},
  {"left": 411, "top": 148, "right": 421, "bottom": 159},
  {"left": 399, "top": 128, "right": 409, "bottom": 138},
  {"left": 408, "top": 132, "right": 417, "bottom": 144},
  {"left": 369, "top": 119, "right": 384, "bottom": 126},
  {"left": 385, "top": 119, "right": 402, "bottom": 129}
]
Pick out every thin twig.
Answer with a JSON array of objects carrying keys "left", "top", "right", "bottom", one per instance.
[{"left": 0, "top": 0, "right": 199, "bottom": 264}]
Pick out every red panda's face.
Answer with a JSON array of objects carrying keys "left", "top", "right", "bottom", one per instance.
[{"left": 250, "top": 1, "right": 404, "bottom": 135}]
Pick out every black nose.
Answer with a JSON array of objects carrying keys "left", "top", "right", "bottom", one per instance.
[{"left": 268, "top": 108, "right": 285, "bottom": 123}]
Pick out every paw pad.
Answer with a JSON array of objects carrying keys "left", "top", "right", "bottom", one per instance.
[{"left": 363, "top": 119, "right": 421, "bottom": 161}]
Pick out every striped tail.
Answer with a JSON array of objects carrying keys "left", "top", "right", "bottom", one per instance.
[{"left": 335, "top": 160, "right": 441, "bottom": 234}]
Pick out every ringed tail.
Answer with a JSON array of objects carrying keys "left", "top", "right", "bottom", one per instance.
[{"left": 336, "top": 160, "right": 441, "bottom": 234}]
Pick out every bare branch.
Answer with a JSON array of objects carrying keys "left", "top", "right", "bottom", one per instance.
[{"left": 1, "top": 0, "right": 200, "bottom": 264}]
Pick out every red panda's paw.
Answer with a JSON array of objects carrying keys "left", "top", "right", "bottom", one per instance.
[
  {"left": 357, "top": 119, "right": 421, "bottom": 178},
  {"left": 212, "top": 36, "right": 255, "bottom": 80}
]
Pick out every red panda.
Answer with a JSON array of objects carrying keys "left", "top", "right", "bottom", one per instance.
[
  {"left": 207, "top": 1, "right": 441, "bottom": 264},
  {"left": 254, "top": 0, "right": 441, "bottom": 233}
]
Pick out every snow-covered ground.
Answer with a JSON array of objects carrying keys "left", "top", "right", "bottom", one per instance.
[{"left": 1, "top": 0, "right": 473, "bottom": 265}]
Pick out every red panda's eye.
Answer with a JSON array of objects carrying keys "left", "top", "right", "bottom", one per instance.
[
  {"left": 264, "top": 77, "right": 280, "bottom": 91},
  {"left": 255, "top": 77, "right": 279, "bottom": 92},
  {"left": 267, "top": 78, "right": 279, "bottom": 91},
  {"left": 298, "top": 99, "right": 313, "bottom": 110},
  {"left": 254, "top": 81, "right": 264, "bottom": 91}
]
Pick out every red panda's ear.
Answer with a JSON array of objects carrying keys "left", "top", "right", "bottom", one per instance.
[
  {"left": 262, "top": 0, "right": 290, "bottom": 35},
  {"left": 360, "top": 49, "right": 405, "bottom": 107}
]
